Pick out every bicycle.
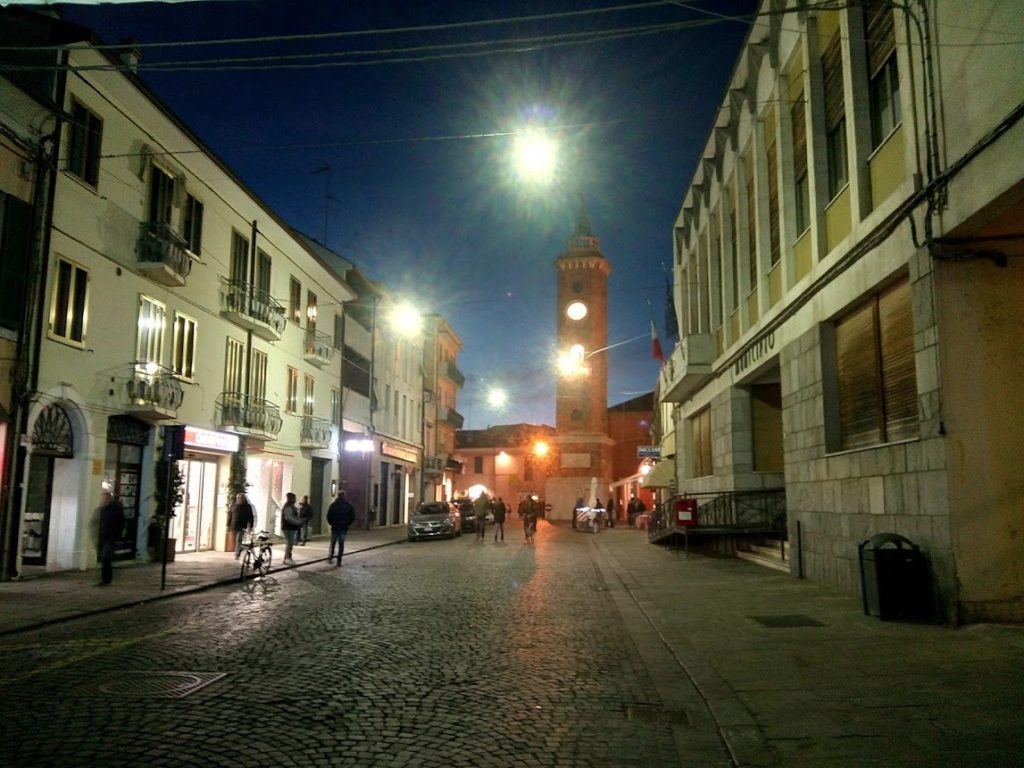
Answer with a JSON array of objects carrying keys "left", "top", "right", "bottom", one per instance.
[
  {"left": 239, "top": 530, "right": 273, "bottom": 579},
  {"left": 523, "top": 516, "right": 537, "bottom": 544}
]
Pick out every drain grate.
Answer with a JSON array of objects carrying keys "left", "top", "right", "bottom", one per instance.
[
  {"left": 93, "top": 671, "right": 227, "bottom": 698},
  {"left": 625, "top": 703, "right": 691, "bottom": 725},
  {"left": 750, "top": 614, "right": 826, "bottom": 628}
]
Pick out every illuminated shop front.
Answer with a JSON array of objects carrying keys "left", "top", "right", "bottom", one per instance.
[{"left": 170, "top": 426, "right": 238, "bottom": 553}]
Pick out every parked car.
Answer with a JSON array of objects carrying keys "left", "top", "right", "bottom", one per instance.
[
  {"left": 407, "top": 501, "right": 461, "bottom": 541},
  {"left": 455, "top": 498, "right": 478, "bottom": 533}
]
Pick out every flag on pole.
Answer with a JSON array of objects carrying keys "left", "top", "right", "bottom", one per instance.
[{"left": 646, "top": 300, "right": 664, "bottom": 363}]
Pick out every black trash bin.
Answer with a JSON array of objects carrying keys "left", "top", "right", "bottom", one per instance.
[{"left": 858, "top": 533, "right": 931, "bottom": 621}]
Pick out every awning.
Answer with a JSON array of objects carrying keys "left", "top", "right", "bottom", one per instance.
[{"left": 642, "top": 460, "right": 676, "bottom": 489}]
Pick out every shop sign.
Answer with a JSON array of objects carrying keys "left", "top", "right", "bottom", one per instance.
[
  {"left": 344, "top": 438, "right": 374, "bottom": 453},
  {"left": 185, "top": 426, "right": 239, "bottom": 453},
  {"left": 637, "top": 445, "right": 661, "bottom": 459},
  {"left": 382, "top": 442, "right": 418, "bottom": 463}
]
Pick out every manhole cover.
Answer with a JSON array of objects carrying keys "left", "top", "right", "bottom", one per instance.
[
  {"left": 93, "top": 671, "right": 226, "bottom": 698},
  {"left": 750, "top": 614, "right": 826, "bottom": 628}
]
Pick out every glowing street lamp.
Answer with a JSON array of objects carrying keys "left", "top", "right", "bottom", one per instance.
[
  {"left": 512, "top": 128, "right": 559, "bottom": 185},
  {"left": 486, "top": 387, "right": 509, "bottom": 409},
  {"left": 556, "top": 344, "right": 589, "bottom": 377},
  {"left": 388, "top": 301, "right": 423, "bottom": 337}
]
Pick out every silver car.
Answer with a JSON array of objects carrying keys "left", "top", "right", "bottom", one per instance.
[{"left": 407, "top": 502, "right": 462, "bottom": 541}]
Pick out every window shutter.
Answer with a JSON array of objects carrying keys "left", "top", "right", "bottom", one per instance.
[
  {"left": 822, "top": 34, "right": 845, "bottom": 130},
  {"left": 791, "top": 96, "right": 807, "bottom": 180},
  {"left": 878, "top": 279, "right": 917, "bottom": 441},
  {"left": 767, "top": 139, "right": 780, "bottom": 266},
  {"left": 865, "top": 0, "right": 896, "bottom": 76},
  {"left": 836, "top": 300, "right": 882, "bottom": 449}
]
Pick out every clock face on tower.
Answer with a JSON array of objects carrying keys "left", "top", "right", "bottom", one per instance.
[{"left": 565, "top": 300, "right": 588, "bottom": 321}]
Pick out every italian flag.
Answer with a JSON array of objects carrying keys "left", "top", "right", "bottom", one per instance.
[{"left": 648, "top": 301, "right": 664, "bottom": 362}]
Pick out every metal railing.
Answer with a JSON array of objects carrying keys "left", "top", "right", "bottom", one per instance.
[
  {"left": 299, "top": 415, "right": 332, "bottom": 448},
  {"left": 137, "top": 221, "right": 191, "bottom": 281},
  {"left": 648, "top": 488, "right": 787, "bottom": 540},
  {"left": 215, "top": 392, "right": 283, "bottom": 438},
  {"left": 218, "top": 277, "right": 286, "bottom": 336},
  {"left": 444, "top": 360, "right": 465, "bottom": 387},
  {"left": 303, "top": 328, "right": 335, "bottom": 365},
  {"left": 124, "top": 365, "right": 184, "bottom": 416}
]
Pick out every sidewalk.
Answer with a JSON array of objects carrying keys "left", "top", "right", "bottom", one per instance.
[{"left": 0, "top": 526, "right": 405, "bottom": 636}]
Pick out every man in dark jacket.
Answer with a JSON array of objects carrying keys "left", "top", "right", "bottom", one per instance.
[
  {"left": 230, "top": 493, "right": 255, "bottom": 559},
  {"left": 326, "top": 490, "right": 356, "bottom": 566},
  {"left": 96, "top": 491, "right": 125, "bottom": 586}
]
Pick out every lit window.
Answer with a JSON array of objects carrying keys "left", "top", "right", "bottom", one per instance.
[
  {"left": 135, "top": 296, "right": 166, "bottom": 371},
  {"left": 172, "top": 313, "right": 197, "bottom": 379},
  {"left": 49, "top": 256, "right": 89, "bottom": 345}
]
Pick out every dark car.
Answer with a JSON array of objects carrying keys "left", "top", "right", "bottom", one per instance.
[
  {"left": 455, "top": 499, "right": 478, "bottom": 533},
  {"left": 407, "top": 501, "right": 462, "bottom": 541}
]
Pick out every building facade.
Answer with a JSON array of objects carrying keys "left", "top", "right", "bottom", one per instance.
[
  {"left": 421, "top": 314, "right": 464, "bottom": 504},
  {"left": 454, "top": 423, "right": 557, "bottom": 510},
  {"left": 658, "top": 0, "right": 1024, "bottom": 623},
  {"left": 0, "top": 11, "right": 445, "bottom": 575}
]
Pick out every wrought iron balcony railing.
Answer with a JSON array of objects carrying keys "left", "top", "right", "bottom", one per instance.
[
  {"left": 137, "top": 221, "right": 191, "bottom": 286},
  {"left": 444, "top": 360, "right": 465, "bottom": 387},
  {"left": 215, "top": 392, "right": 282, "bottom": 440},
  {"left": 218, "top": 277, "right": 286, "bottom": 341},
  {"left": 124, "top": 364, "right": 184, "bottom": 421},
  {"left": 423, "top": 455, "right": 443, "bottom": 475},
  {"left": 303, "top": 328, "right": 335, "bottom": 367},
  {"left": 443, "top": 406, "right": 464, "bottom": 430},
  {"left": 300, "top": 415, "right": 332, "bottom": 449}
]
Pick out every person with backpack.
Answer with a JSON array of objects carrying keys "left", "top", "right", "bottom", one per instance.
[
  {"left": 492, "top": 496, "right": 508, "bottom": 542},
  {"left": 326, "top": 490, "right": 356, "bottom": 566}
]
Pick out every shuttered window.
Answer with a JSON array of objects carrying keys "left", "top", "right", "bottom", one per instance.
[
  {"left": 835, "top": 278, "right": 917, "bottom": 449},
  {"left": 692, "top": 407, "right": 713, "bottom": 477},
  {"left": 822, "top": 33, "right": 848, "bottom": 198},
  {"left": 767, "top": 140, "right": 780, "bottom": 266},
  {"left": 746, "top": 174, "right": 757, "bottom": 288},
  {"left": 866, "top": 0, "right": 901, "bottom": 147},
  {"left": 791, "top": 96, "right": 810, "bottom": 234}
]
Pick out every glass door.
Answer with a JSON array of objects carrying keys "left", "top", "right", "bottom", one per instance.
[{"left": 172, "top": 458, "right": 219, "bottom": 552}]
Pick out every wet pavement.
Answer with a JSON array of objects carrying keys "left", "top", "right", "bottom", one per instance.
[{"left": 0, "top": 522, "right": 1022, "bottom": 766}]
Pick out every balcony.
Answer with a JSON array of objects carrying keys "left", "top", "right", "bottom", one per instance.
[
  {"left": 438, "top": 405, "right": 464, "bottom": 430},
  {"left": 218, "top": 277, "right": 286, "bottom": 341},
  {"left": 299, "top": 415, "right": 332, "bottom": 449},
  {"left": 659, "top": 334, "right": 716, "bottom": 403},
  {"left": 124, "top": 366, "right": 184, "bottom": 421},
  {"left": 444, "top": 457, "right": 463, "bottom": 473},
  {"left": 443, "top": 360, "right": 465, "bottom": 387},
  {"left": 423, "top": 456, "right": 443, "bottom": 476},
  {"left": 215, "top": 392, "right": 282, "bottom": 441},
  {"left": 303, "top": 328, "right": 335, "bottom": 367},
  {"left": 137, "top": 222, "right": 191, "bottom": 286}
]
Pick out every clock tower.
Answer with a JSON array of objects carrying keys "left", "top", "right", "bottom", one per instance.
[{"left": 547, "top": 204, "right": 614, "bottom": 520}]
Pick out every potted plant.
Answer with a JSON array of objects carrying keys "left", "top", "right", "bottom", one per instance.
[
  {"left": 154, "top": 456, "right": 184, "bottom": 562},
  {"left": 225, "top": 446, "right": 248, "bottom": 551}
]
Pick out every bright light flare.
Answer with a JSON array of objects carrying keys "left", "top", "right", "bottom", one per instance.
[
  {"left": 532, "top": 440, "right": 550, "bottom": 457},
  {"left": 487, "top": 387, "right": 509, "bottom": 408},
  {"left": 513, "top": 129, "right": 558, "bottom": 184},
  {"left": 556, "top": 344, "right": 589, "bottom": 377},
  {"left": 388, "top": 302, "right": 422, "bottom": 337}
]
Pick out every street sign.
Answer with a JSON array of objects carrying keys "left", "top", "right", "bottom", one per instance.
[{"left": 637, "top": 445, "right": 660, "bottom": 459}]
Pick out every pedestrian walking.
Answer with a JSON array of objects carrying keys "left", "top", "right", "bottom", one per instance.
[
  {"left": 606, "top": 496, "right": 616, "bottom": 528},
  {"left": 230, "top": 493, "right": 255, "bottom": 559},
  {"left": 326, "top": 490, "right": 356, "bottom": 566},
  {"left": 281, "top": 492, "right": 303, "bottom": 564},
  {"left": 492, "top": 496, "right": 507, "bottom": 541},
  {"left": 522, "top": 497, "right": 538, "bottom": 544},
  {"left": 96, "top": 490, "right": 125, "bottom": 586},
  {"left": 298, "top": 494, "right": 315, "bottom": 545},
  {"left": 627, "top": 495, "right": 646, "bottom": 528},
  {"left": 474, "top": 491, "right": 491, "bottom": 541}
]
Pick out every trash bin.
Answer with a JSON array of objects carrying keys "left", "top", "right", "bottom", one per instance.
[{"left": 858, "top": 533, "right": 931, "bottom": 621}]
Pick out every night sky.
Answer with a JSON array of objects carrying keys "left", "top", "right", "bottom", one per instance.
[{"left": 57, "top": 0, "right": 757, "bottom": 429}]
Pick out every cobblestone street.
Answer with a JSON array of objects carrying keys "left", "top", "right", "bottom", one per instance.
[{"left": 0, "top": 523, "right": 726, "bottom": 767}]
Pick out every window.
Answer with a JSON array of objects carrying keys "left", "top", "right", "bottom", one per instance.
[
  {"left": 766, "top": 140, "right": 780, "bottom": 267},
  {"left": 746, "top": 170, "right": 757, "bottom": 290},
  {"left": 728, "top": 202, "right": 739, "bottom": 310},
  {"left": 334, "top": 314, "right": 345, "bottom": 351},
  {"left": 286, "top": 367, "right": 299, "bottom": 413},
  {"left": 289, "top": 277, "right": 302, "bottom": 324},
  {"left": 225, "top": 338, "right": 245, "bottom": 393},
  {"left": 833, "top": 277, "right": 917, "bottom": 450},
  {"left": 49, "top": 256, "right": 89, "bottom": 345},
  {"left": 135, "top": 296, "right": 165, "bottom": 370},
  {"left": 67, "top": 100, "right": 102, "bottom": 186},
  {"left": 172, "top": 313, "right": 197, "bottom": 379},
  {"left": 306, "top": 290, "right": 318, "bottom": 331},
  {"left": 474, "top": 456, "right": 483, "bottom": 474},
  {"left": 822, "top": 34, "right": 848, "bottom": 199},
  {"left": 183, "top": 194, "right": 203, "bottom": 255},
  {"left": 692, "top": 407, "right": 713, "bottom": 477},
  {"left": 255, "top": 249, "right": 271, "bottom": 295},
  {"left": 230, "top": 231, "right": 249, "bottom": 283},
  {"left": 331, "top": 388, "right": 341, "bottom": 425},
  {"left": 0, "top": 193, "right": 33, "bottom": 331},
  {"left": 342, "top": 345, "right": 370, "bottom": 397},
  {"left": 791, "top": 96, "right": 811, "bottom": 235},
  {"left": 148, "top": 165, "right": 174, "bottom": 229},
  {"left": 251, "top": 349, "right": 268, "bottom": 399},
  {"left": 865, "top": 1, "right": 901, "bottom": 147},
  {"left": 304, "top": 375, "right": 315, "bottom": 417}
]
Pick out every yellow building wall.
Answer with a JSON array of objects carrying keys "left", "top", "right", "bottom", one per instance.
[
  {"left": 793, "top": 233, "right": 813, "bottom": 283},
  {"left": 869, "top": 124, "right": 906, "bottom": 211},
  {"left": 825, "top": 187, "right": 852, "bottom": 254}
]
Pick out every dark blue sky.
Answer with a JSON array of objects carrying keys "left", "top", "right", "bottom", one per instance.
[{"left": 61, "top": 0, "right": 756, "bottom": 429}]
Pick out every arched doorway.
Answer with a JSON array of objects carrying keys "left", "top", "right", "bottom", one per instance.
[{"left": 22, "top": 403, "right": 75, "bottom": 566}]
